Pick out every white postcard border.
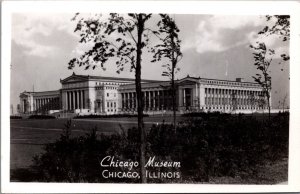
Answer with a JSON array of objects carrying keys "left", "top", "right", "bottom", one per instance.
[{"left": 1, "top": 1, "right": 300, "bottom": 193}]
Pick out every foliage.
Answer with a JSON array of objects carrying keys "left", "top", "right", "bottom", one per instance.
[
  {"left": 151, "top": 14, "right": 182, "bottom": 75},
  {"left": 74, "top": 114, "right": 149, "bottom": 119},
  {"left": 258, "top": 15, "right": 290, "bottom": 62},
  {"left": 10, "top": 115, "right": 22, "bottom": 119},
  {"left": 259, "top": 15, "right": 290, "bottom": 42},
  {"left": 28, "top": 115, "right": 56, "bottom": 119},
  {"left": 23, "top": 113, "right": 288, "bottom": 183},
  {"left": 69, "top": 13, "right": 149, "bottom": 72},
  {"left": 151, "top": 14, "right": 183, "bottom": 129},
  {"left": 68, "top": 13, "right": 161, "bottom": 182},
  {"left": 249, "top": 42, "right": 273, "bottom": 118}
]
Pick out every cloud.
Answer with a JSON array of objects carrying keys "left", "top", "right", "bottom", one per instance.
[
  {"left": 12, "top": 13, "right": 76, "bottom": 58},
  {"left": 182, "top": 15, "right": 266, "bottom": 53}
]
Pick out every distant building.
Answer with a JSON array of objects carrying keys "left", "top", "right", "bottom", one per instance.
[{"left": 19, "top": 73, "right": 269, "bottom": 115}]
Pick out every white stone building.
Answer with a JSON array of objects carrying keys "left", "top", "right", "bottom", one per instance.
[{"left": 19, "top": 73, "right": 269, "bottom": 115}]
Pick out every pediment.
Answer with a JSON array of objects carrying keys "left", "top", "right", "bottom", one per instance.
[
  {"left": 60, "top": 74, "right": 88, "bottom": 84},
  {"left": 19, "top": 92, "right": 31, "bottom": 98},
  {"left": 177, "top": 77, "right": 198, "bottom": 85}
]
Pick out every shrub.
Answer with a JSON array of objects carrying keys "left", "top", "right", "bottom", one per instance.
[
  {"left": 28, "top": 115, "right": 56, "bottom": 119},
  {"left": 74, "top": 114, "right": 149, "bottom": 119},
  {"left": 30, "top": 120, "right": 140, "bottom": 182},
  {"left": 10, "top": 115, "right": 22, "bottom": 119},
  {"left": 25, "top": 113, "right": 288, "bottom": 183}
]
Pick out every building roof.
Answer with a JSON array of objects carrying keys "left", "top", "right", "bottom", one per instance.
[
  {"left": 60, "top": 72, "right": 160, "bottom": 83},
  {"left": 20, "top": 90, "right": 60, "bottom": 97}
]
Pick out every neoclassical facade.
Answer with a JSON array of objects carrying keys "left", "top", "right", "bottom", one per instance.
[{"left": 19, "top": 73, "right": 269, "bottom": 115}]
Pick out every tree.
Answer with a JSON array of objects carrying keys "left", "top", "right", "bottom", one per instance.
[
  {"left": 17, "top": 104, "right": 21, "bottom": 114},
  {"left": 278, "top": 93, "right": 288, "bottom": 112},
  {"left": 68, "top": 13, "right": 161, "bottom": 183},
  {"left": 151, "top": 14, "right": 182, "bottom": 130},
  {"left": 250, "top": 42, "right": 273, "bottom": 119},
  {"left": 10, "top": 104, "right": 14, "bottom": 115},
  {"left": 258, "top": 15, "right": 290, "bottom": 62}
]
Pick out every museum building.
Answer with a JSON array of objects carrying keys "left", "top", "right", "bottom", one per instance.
[{"left": 19, "top": 73, "right": 269, "bottom": 115}]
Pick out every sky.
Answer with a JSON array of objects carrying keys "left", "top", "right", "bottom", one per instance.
[{"left": 10, "top": 13, "right": 290, "bottom": 112}]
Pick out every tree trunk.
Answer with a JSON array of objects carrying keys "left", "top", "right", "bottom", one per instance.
[
  {"left": 171, "top": 34, "right": 176, "bottom": 131},
  {"left": 172, "top": 72, "right": 176, "bottom": 131},
  {"left": 267, "top": 94, "right": 271, "bottom": 121},
  {"left": 171, "top": 68, "right": 176, "bottom": 131},
  {"left": 136, "top": 14, "right": 146, "bottom": 183}
]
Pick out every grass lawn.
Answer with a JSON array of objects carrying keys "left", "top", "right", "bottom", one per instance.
[{"left": 10, "top": 117, "right": 172, "bottom": 170}]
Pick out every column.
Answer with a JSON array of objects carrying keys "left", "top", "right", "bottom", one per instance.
[
  {"left": 195, "top": 84, "right": 198, "bottom": 108},
  {"left": 127, "top": 93, "right": 130, "bottom": 109},
  {"left": 161, "top": 91, "right": 164, "bottom": 110},
  {"left": 76, "top": 91, "right": 80, "bottom": 109},
  {"left": 212, "top": 88, "right": 214, "bottom": 107},
  {"left": 132, "top": 92, "right": 134, "bottom": 110},
  {"left": 131, "top": 92, "right": 134, "bottom": 109},
  {"left": 65, "top": 92, "right": 68, "bottom": 110},
  {"left": 68, "top": 92, "right": 72, "bottom": 110},
  {"left": 183, "top": 89, "right": 186, "bottom": 107},
  {"left": 67, "top": 92, "right": 70, "bottom": 110},
  {"left": 157, "top": 91, "right": 160, "bottom": 110},
  {"left": 153, "top": 91, "right": 156, "bottom": 110},
  {"left": 70, "top": 92, "right": 73, "bottom": 110},
  {"left": 79, "top": 90, "right": 82, "bottom": 109},
  {"left": 144, "top": 92, "right": 147, "bottom": 110},
  {"left": 72, "top": 91, "right": 75, "bottom": 110},
  {"left": 121, "top": 93, "right": 124, "bottom": 110},
  {"left": 36, "top": 99, "right": 39, "bottom": 111},
  {"left": 219, "top": 89, "right": 221, "bottom": 109},
  {"left": 216, "top": 88, "right": 219, "bottom": 108},
  {"left": 128, "top": 92, "right": 132, "bottom": 110},
  {"left": 50, "top": 98, "right": 52, "bottom": 110},
  {"left": 81, "top": 90, "right": 84, "bottom": 109},
  {"left": 77, "top": 91, "right": 80, "bottom": 109},
  {"left": 35, "top": 99, "right": 37, "bottom": 111},
  {"left": 69, "top": 92, "right": 71, "bottom": 110},
  {"left": 148, "top": 91, "right": 151, "bottom": 110},
  {"left": 132, "top": 92, "right": 135, "bottom": 110},
  {"left": 124, "top": 93, "right": 127, "bottom": 110},
  {"left": 47, "top": 98, "right": 49, "bottom": 110}
]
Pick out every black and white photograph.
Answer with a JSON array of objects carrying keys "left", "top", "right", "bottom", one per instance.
[{"left": 1, "top": 1, "right": 300, "bottom": 193}]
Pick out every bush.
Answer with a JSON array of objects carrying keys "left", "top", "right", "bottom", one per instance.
[
  {"left": 28, "top": 115, "right": 56, "bottom": 119},
  {"left": 25, "top": 114, "right": 288, "bottom": 183},
  {"left": 10, "top": 115, "right": 22, "bottom": 119},
  {"left": 74, "top": 114, "right": 149, "bottom": 119},
  {"left": 30, "top": 120, "right": 140, "bottom": 182}
]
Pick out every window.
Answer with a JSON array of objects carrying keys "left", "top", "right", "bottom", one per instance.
[
  {"left": 107, "top": 102, "right": 109, "bottom": 107},
  {"left": 114, "top": 102, "right": 116, "bottom": 107},
  {"left": 107, "top": 93, "right": 109, "bottom": 97}
]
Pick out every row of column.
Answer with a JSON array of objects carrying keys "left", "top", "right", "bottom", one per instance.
[
  {"left": 204, "top": 88, "right": 266, "bottom": 109},
  {"left": 121, "top": 90, "right": 174, "bottom": 111},
  {"left": 66, "top": 90, "right": 85, "bottom": 110},
  {"left": 35, "top": 97, "right": 59, "bottom": 111}
]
